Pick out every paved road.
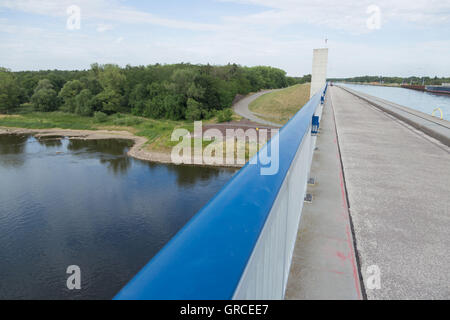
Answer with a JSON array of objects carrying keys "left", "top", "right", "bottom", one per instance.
[
  {"left": 331, "top": 86, "right": 450, "bottom": 299},
  {"left": 233, "top": 90, "right": 283, "bottom": 128}
]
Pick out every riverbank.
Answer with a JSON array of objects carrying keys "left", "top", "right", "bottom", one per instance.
[{"left": 0, "top": 126, "right": 248, "bottom": 168}]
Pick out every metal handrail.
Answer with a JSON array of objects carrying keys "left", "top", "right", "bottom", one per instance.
[{"left": 115, "top": 85, "right": 328, "bottom": 300}]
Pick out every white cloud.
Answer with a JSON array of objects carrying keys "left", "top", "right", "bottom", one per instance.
[
  {"left": 96, "top": 23, "right": 113, "bottom": 32},
  {"left": 219, "top": 0, "right": 450, "bottom": 32},
  {"left": 0, "top": 0, "right": 220, "bottom": 31}
]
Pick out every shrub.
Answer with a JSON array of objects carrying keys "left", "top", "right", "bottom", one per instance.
[
  {"left": 93, "top": 111, "right": 108, "bottom": 123},
  {"left": 217, "top": 109, "right": 233, "bottom": 123},
  {"left": 17, "top": 103, "right": 34, "bottom": 114}
]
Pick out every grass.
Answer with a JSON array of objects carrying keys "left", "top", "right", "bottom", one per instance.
[
  {"left": 249, "top": 83, "right": 311, "bottom": 125},
  {"left": 0, "top": 110, "right": 247, "bottom": 157}
]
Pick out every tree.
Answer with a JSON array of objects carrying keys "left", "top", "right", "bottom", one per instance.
[
  {"left": 59, "top": 80, "right": 84, "bottom": 113},
  {"left": 0, "top": 70, "right": 21, "bottom": 113},
  {"left": 31, "top": 79, "right": 59, "bottom": 111},
  {"left": 129, "top": 83, "right": 148, "bottom": 116},
  {"left": 31, "top": 89, "right": 59, "bottom": 112},
  {"left": 171, "top": 68, "right": 197, "bottom": 97},
  {"left": 34, "top": 79, "right": 54, "bottom": 92},
  {"left": 163, "top": 94, "right": 185, "bottom": 120},
  {"left": 95, "top": 88, "right": 122, "bottom": 114},
  {"left": 95, "top": 65, "right": 125, "bottom": 114},
  {"left": 185, "top": 98, "right": 202, "bottom": 121},
  {"left": 98, "top": 64, "right": 126, "bottom": 93},
  {"left": 75, "top": 89, "right": 94, "bottom": 116}
]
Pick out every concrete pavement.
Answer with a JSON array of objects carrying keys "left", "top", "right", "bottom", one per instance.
[
  {"left": 331, "top": 86, "right": 450, "bottom": 299},
  {"left": 285, "top": 90, "right": 362, "bottom": 300}
]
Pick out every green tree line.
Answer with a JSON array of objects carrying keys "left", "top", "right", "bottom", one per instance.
[
  {"left": 0, "top": 64, "right": 305, "bottom": 120},
  {"left": 329, "top": 75, "right": 450, "bottom": 86}
]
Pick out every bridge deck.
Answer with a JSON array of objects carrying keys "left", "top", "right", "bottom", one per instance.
[{"left": 287, "top": 86, "right": 450, "bottom": 300}]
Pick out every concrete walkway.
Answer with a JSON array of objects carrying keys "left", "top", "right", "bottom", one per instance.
[
  {"left": 233, "top": 90, "right": 283, "bottom": 128},
  {"left": 331, "top": 86, "right": 450, "bottom": 299},
  {"left": 285, "top": 90, "right": 362, "bottom": 300}
]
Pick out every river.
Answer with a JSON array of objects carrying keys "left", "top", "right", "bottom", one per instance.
[
  {"left": 0, "top": 134, "right": 237, "bottom": 300},
  {"left": 341, "top": 83, "right": 450, "bottom": 121}
]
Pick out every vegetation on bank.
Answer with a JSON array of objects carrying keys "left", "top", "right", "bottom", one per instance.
[
  {"left": 329, "top": 76, "right": 450, "bottom": 86},
  {"left": 0, "top": 112, "right": 201, "bottom": 152},
  {"left": 0, "top": 64, "right": 307, "bottom": 120},
  {"left": 249, "top": 84, "right": 311, "bottom": 125}
]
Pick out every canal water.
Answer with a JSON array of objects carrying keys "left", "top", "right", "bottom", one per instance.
[
  {"left": 341, "top": 83, "right": 450, "bottom": 121},
  {"left": 0, "top": 135, "right": 238, "bottom": 300}
]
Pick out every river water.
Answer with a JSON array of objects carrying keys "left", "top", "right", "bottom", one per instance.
[
  {"left": 341, "top": 83, "right": 450, "bottom": 121},
  {"left": 0, "top": 135, "right": 237, "bottom": 300}
]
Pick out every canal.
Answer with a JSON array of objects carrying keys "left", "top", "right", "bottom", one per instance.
[
  {"left": 0, "top": 135, "right": 238, "bottom": 300},
  {"left": 341, "top": 83, "right": 450, "bottom": 121}
]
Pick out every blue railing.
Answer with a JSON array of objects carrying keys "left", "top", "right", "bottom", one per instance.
[{"left": 115, "top": 85, "right": 328, "bottom": 300}]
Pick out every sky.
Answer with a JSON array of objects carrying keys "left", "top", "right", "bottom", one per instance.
[{"left": 0, "top": 0, "right": 449, "bottom": 77}]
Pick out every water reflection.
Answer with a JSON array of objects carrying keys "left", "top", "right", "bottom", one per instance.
[
  {"left": 0, "top": 134, "right": 28, "bottom": 154},
  {"left": 167, "top": 164, "right": 223, "bottom": 187},
  {"left": 67, "top": 139, "right": 133, "bottom": 156},
  {"left": 99, "top": 156, "right": 131, "bottom": 175},
  {"left": 67, "top": 139, "right": 133, "bottom": 175},
  {"left": 36, "top": 137, "right": 63, "bottom": 148},
  {"left": 0, "top": 134, "right": 28, "bottom": 168}
]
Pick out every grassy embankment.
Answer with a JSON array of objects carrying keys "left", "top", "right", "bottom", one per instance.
[
  {"left": 0, "top": 112, "right": 241, "bottom": 153},
  {"left": 249, "top": 83, "right": 311, "bottom": 125}
]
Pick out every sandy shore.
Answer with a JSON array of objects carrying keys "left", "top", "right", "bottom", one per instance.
[{"left": 0, "top": 127, "right": 244, "bottom": 168}]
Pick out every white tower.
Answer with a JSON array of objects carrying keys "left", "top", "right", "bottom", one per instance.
[{"left": 310, "top": 48, "right": 329, "bottom": 99}]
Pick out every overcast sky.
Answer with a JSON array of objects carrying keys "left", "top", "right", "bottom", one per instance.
[{"left": 1, "top": 0, "right": 449, "bottom": 77}]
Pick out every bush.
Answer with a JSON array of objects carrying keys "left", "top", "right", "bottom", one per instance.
[
  {"left": 202, "top": 109, "right": 216, "bottom": 120},
  {"left": 16, "top": 103, "right": 34, "bottom": 114},
  {"left": 112, "top": 117, "right": 143, "bottom": 126},
  {"left": 217, "top": 109, "right": 233, "bottom": 123},
  {"left": 93, "top": 111, "right": 108, "bottom": 123}
]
